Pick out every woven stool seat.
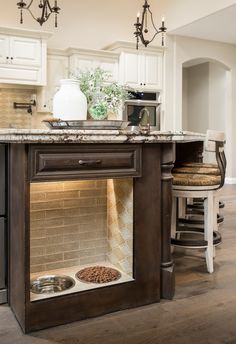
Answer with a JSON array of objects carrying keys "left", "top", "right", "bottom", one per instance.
[
  {"left": 181, "top": 162, "right": 218, "bottom": 169},
  {"left": 173, "top": 173, "right": 221, "bottom": 187},
  {"left": 172, "top": 166, "right": 220, "bottom": 176}
]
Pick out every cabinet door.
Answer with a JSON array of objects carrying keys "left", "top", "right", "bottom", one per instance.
[
  {"left": 0, "top": 35, "right": 9, "bottom": 64},
  {"left": 144, "top": 52, "right": 162, "bottom": 89},
  {"left": 121, "top": 52, "right": 140, "bottom": 86},
  {"left": 10, "top": 36, "right": 41, "bottom": 67}
]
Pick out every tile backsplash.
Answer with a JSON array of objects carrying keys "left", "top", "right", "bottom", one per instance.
[
  {"left": 0, "top": 87, "right": 50, "bottom": 128},
  {"left": 30, "top": 179, "right": 133, "bottom": 277}
]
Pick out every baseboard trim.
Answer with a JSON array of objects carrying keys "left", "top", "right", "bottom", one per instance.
[{"left": 225, "top": 178, "right": 236, "bottom": 184}]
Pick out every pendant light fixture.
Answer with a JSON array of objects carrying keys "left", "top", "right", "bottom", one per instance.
[
  {"left": 134, "top": 0, "right": 167, "bottom": 49},
  {"left": 16, "top": 0, "right": 61, "bottom": 27}
]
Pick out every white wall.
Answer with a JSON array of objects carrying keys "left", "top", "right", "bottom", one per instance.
[
  {"left": 0, "top": 0, "right": 143, "bottom": 50},
  {"left": 155, "top": 0, "right": 236, "bottom": 31},
  {"left": 183, "top": 63, "right": 209, "bottom": 133},
  {"left": 209, "top": 62, "right": 227, "bottom": 132}
]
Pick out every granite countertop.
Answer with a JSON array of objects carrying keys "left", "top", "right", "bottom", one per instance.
[{"left": 0, "top": 127, "right": 205, "bottom": 144}]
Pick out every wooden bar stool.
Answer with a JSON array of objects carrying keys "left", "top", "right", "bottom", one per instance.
[{"left": 171, "top": 130, "right": 226, "bottom": 273}]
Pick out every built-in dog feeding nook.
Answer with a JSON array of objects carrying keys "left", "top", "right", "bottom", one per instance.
[{"left": 30, "top": 178, "right": 134, "bottom": 301}]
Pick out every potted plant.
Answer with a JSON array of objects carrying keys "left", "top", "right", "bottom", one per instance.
[{"left": 73, "top": 67, "right": 132, "bottom": 120}]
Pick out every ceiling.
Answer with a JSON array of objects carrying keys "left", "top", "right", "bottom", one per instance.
[{"left": 169, "top": 4, "right": 236, "bottom": 45}]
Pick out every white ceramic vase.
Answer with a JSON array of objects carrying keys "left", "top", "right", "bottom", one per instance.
[{"left": 53, "top": 79, "right": 87, "bottom": 121}]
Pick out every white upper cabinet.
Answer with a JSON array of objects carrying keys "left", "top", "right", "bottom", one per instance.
[
  {"left": 105, "top": 42, "right": 164, "bottom": 91},
  {"left": 10, "top": 36, "right": 41, "bottom": 67},
  {"left": 0, "top": 27, "right": 51, "bottom": 86},
  {"left": 68, "top": 48, "right": 119, "bottom": 83}
]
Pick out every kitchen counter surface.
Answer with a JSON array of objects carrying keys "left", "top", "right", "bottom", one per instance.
[{"left": 0, "top": 128, "right": 205, "bottom": 143}]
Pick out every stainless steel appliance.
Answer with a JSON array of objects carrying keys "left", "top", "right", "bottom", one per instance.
[
  {"left": 123, "top": 91, "right": 161, "bottom": 130},
  {"left": 0, "top": 145, "right": 7, "bottom": 304}
]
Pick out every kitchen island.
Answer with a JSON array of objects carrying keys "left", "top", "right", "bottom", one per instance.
[{"left": 0, "top": 128, "right": 204, "bottom": 332}]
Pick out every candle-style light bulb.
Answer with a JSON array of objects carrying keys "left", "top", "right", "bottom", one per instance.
[
  {"left": 137, "top": 12, "right": 140, "bottom": 23},
  {"left": 162, "top": 16, "right": 165, "bottom": 27}
]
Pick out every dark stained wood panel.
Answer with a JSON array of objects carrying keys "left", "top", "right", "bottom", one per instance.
[{"left": 29, "top": 144, "right": 142, "bottom": 181}]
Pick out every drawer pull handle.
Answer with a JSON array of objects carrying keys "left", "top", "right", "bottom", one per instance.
[{"left": 78, "top": 159, "right": 102, "bottom": 166}]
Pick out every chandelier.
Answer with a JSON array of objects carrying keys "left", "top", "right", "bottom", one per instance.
[
  {"left": 17, "top": 0, "right": 61, "bottom": 27},
  {"left": 134, "top": 0, "right": 167, "bottom": 49}
]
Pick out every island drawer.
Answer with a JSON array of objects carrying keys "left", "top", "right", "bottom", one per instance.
[{"left": 29, "top": 144, "right": 142, "bottom": 181}]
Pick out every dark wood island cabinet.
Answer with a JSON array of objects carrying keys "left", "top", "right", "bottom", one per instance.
[{"left": 0, "top": 129, "right": 204, "bottom": 333}]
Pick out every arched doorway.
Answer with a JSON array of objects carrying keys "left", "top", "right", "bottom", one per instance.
[{"left": 182, "top": 58, "right": 230, "bottom": 134}]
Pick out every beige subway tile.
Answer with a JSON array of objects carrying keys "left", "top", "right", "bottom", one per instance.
[
  {"left": 79, "top": 240, "right": 97, "bottom": 249},
  {"left": 31, "top": 253, "right": 63, "bottom": 265},
  {"left": 30, "top": 246, "right": 46, "bottom": 257},
  {"left": 45, "top": 190, "right": 79, "bottom": 200},
  {"left": 31, "top": 200, "right": 64, "bottom": 211},
  {"left": 80, "top": 189, "right": 106, "bottom": 198},
  {"left": 61, "top": 260, "right": 80, "bottom": 269},
  {"left": 95, "top": 180, "right": 107, "bottom": 188},
  {"left": 62, "top": 225, "right": 80, "bottom": 234},
  {"left": 31, "top": 182, "right": 64, "bottom": 192},
  {"left": 31, "top": 236, "right": 63, "bottom": 247},
  {"left": 64, "top": 208, "right": 80, "bottom": 217},
  {"left": 64, "top": 248, "right": 95, "bottom": 260},
  {"left": 30, "top": 229, "right": 47, "bottom": 239},
  {"left": 45, "top": 227, "right": 65, "bottom": 236},
  {"left": 95, "top": 239, "right": 108, "bottom": 247},
  {"left": 30, "top": 265, "right": 46, "bottom": 273},
  {"left": 96, "top": 230, "right": 107, "bottom": 239},
  {"left": 95, "top": 246, "right": 107, "bottom": 255},
  {"left": 45, "top": 242, "right": 79, "bottom": 254},
  {"left": 63, "top": 198, "right": 96, "bottom": 208},
  {"left": 45, "top": 209, "right": 65, "bottom": 219},
  {"left": 63, "top": 233, "right": 80, "bottom": 243},
  {"left": 44, "top": 262, "right": 64, "bottom": 271},
  {"left": 79, "top": 231, "right": 97, "bottom": 241},
  {"left": 31, "top": 238, "right": 48, "bottom": 247},
  {"left": 30, "top": 211, "right": 46, "bottom": 221},
  {"left": 78, "top": 224, "right": 95, "bottom": 233},
  {"left": 79, "top": 255, "right": 106, "bottom": 265},
  {"left": 30, "top": 193, "right": 46, "bottom": 202},
  {"left": 78, "top": 215, "right": 97, "bottom": 225},
  {"left": 64, "top": 180, "right": 96, "bottom": 191},
  {"left": 63, "top": 216, "right": 81, "bottom": 226},
  {"left": 97, "top": 197, "right": 107, "bottom": 206},
  {"left": 31, "top": 218, "right": 64, "bottom": 230}
]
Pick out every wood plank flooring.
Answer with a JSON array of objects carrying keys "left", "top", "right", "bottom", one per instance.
[{"left": 1, "top": 185, "right": 236, "bottom": 344}]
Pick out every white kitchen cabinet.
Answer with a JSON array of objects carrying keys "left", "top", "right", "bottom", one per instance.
[
  {"left": 105, "top": 42, "right": 164, "bottom": 90},
  {"left": 0, "top": 27, "right": 51, "bottom": 86},
  {"left": 68, "top": 48, "right": 119, "bottom": 83}
]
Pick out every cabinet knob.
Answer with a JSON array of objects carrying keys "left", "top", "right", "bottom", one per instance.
[
  {"left": 10, "top": 57, "right": 13, "bottom": 60},
  {"left": 140, "top": 83, "right": 143, "bottom": 86},
  {"left": 144, "top": 83, "right": 146, "bottom": 86},
  {"left": 6, "top": 57, "right": 9, "bottom": 59}
]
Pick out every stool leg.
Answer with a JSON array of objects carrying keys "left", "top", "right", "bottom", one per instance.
[{"left": 204, "top": 192, "right": 214, "bottom": 273}]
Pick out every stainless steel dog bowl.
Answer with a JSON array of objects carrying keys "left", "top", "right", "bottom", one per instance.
[{"left": 30, "top": 275, "right": 75, "bottom": 294}]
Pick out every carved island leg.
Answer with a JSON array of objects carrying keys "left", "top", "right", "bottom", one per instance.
[{"left": 161, "top": 143, "right": 175, "bottom": 299}]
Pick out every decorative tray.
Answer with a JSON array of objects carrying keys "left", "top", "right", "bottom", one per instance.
[{"left": 43, "top": 119, "right": 130, "bottom": 130}]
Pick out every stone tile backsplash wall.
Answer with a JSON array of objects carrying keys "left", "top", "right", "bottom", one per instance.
[
  {"left": 30, "top": 180, "right": 108, "bottom": 273},
  {"left": 107, "top": 179, "right": 133, "bottom": 276},
  {"left": 30, "top": 179, "right": 134, "bottom": 276},
  {"left": 0, "top": 87, "right": 49, "bottom": 128}
]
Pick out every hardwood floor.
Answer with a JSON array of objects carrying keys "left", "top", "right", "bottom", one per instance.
[{"left": 1, "top": 185, "right": 236, "bottom": 344}]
